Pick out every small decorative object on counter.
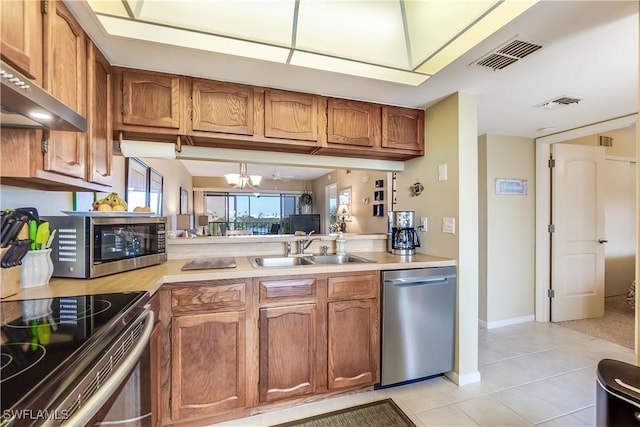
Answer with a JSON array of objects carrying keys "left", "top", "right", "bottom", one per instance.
[
  {"left": 21, "top": 248, "right": 54, "bottom": 289},
  {"left": 336, "top": 232, "right": 346, "bottom": 255}
]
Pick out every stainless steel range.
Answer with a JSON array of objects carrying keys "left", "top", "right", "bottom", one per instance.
[{"left": 0, "top": 292, "right": 153, "bottom": 426}]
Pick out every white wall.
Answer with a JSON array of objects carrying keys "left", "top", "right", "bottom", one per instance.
[
  {"left": 0, "top": 186, "right": 73, "bottom": 215},
  {"left": 140, "top": 157, "right": 193, "bottom": 230},
  {"left": 478, "top": 135, "right": 536, "bottom": 327},
  {"left": 604, "top": 159, "right": 637, "bottom": 296},
  {"left": 396, "top": 93, "right": 480, "bottom": 385}
]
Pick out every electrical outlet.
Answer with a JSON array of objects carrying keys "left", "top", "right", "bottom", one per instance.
[
  {"left": 442, "top": 217, "right": 455, "bottom": 234},
  {"left": 420, "top": 217, "right": 428, "bottom": 232}
]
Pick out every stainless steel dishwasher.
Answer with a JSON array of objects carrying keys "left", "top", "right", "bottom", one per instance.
[{"left": 380, "top": 266, "right": 456, "bottom": 386}]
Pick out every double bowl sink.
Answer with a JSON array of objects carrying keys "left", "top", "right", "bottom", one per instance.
[{"left": 249, "top": 254, "right": 374, "bottom": 268}]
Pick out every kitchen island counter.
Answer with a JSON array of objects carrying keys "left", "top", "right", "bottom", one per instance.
[{"left": 2, "top": 252, "right": 455, "bottom": 301}]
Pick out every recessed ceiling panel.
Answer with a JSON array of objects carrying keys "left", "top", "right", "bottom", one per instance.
[
  {"left": 127, "top": 0, "right": 295, "bottom": 47},
  {"left": 88, "top": 0, "right": 130, "bottom": 17},
  {"left": 406, "top": 1, "right": 500, "bottom": 67},
  {"left": 296, "top": 0, "right": 408, "bottom": 69}
]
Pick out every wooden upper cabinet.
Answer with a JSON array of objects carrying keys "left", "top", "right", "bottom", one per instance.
[
  {"left": 171, "top": 311, "right": 246, "bottom": 420},
  {"left": 121, "top": 69, "right": 181, "bottom": 129},
  {"left": 264, "top": 90, "right": 319, "bottom": 141},
  {"left": 327, "top": 99, "right": 381, "bottom": 147},
  {"left": 87, "top": 42, "right": 112, "bottom": 186},
  {"left": 1, "top": 0, "right": 42, "bottom": 80},
  {"left": 42, "top": 0, "right": 86, "bottom": 179},
  {"left": 382, "top": 106, "right": 424, "bottom": 153},
  {"left": 191, "top": 79, "right": 254, "bottom": 135}
]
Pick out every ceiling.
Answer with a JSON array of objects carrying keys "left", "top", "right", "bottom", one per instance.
[{"left": 65, "top": 1, "right": 639, "bottom": 179}]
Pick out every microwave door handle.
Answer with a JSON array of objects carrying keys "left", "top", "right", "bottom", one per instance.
[{"left": 63, "top": 309, "right": 154, "bottom": 427}]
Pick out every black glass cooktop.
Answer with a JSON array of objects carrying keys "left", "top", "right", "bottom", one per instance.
[{"left": 0, "top": 291, "right": 148, "bottom": 416}]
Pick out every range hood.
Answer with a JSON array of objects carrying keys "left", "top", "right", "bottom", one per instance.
[{"left": 0, "top": 60, "right": 87, "bottom": 132}]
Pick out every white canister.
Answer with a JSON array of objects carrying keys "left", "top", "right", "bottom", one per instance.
[
  {"left": 336, "top": 232, "right": 346, "bottom": 255},
  {"left": 21, "top": 249, "right": 54, "bottom": 289}
]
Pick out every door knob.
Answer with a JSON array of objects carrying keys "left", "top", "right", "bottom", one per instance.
[{"left": 598, "top": 238, "right": 608, "bottom": 244}]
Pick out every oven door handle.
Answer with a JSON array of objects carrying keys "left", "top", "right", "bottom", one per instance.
[{"left": 64, "top": 308, "right": 154, "bottom": 427}]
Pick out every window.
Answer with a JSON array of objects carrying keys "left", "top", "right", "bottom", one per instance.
[
  {"left": 125, "top": 158, "right": 163, "bottom": 214},
  {"left": 204, "top": 192, "right": 301, "bottom": 235},
  {"left": 326, "top": 183, "right": 337, "bottom": 232}
]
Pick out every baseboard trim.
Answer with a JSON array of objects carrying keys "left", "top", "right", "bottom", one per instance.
[
  {"left": 479, "top": 315, "right": 535, "bottom": 330},
  {"left": 445, "top": 370, "right": 481, "bottom": 386}
]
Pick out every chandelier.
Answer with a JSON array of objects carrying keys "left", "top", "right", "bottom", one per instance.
[{"left": 224, "top": 162, "right": 263, "bottom": 190}]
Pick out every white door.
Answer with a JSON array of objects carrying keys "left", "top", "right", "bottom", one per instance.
[{"left": 551, "top": 143, "right": 606, "bottom": 322}]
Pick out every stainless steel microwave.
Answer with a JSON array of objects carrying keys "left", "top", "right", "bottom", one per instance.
[{"left": 43, "top": 215, "right": 167, "bottom": 279}]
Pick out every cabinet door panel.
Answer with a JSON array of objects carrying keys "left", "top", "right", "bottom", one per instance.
[
  {"left": 382, "top": 106, "right": 424, "bottom": 152},
  {"left": 1, "top": 0, "right": 39, "bottom": 79},
  {"left": 327, "top": 99, "right": 380, "bottom": 147},
  {"left": 123, "top": 70, "right": 180, "bottom": 128},
  {"left": 265, "top": 91, "right": 318, "bottom": 141},
  {"left": 43, "top": 1, "right": 86, "bottom": 178},
  {"left": 259, "top": 277, "right": 316, "bottom": 303},
  {"left": 171, "top": 311, "right": 246, "bottom": 420},
  {"left": 171, "top": 281, "right": 247, "bottom": 313},
  {"left": 87, "top": 42, "right": 112, "bottom": 185},
  {"left": 328, "top": 299, "right": 379, "bottom": 389},
  {"left": 192, "top": 80, "right": 254, "bottom": 135},
  {"left": 259, "top": 304, "right": 316, "bottom": 402},
  {"left": 327, "top": 273, "right": 378, "bottom": 301}
]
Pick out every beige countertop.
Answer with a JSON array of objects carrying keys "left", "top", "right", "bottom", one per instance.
[{"left": 2, "top": 252, "right": 455, "bottom": 301}]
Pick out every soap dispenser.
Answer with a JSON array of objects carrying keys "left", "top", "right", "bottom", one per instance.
[{"left": 336, "top": 232, "right": 346, "bottom": 255}]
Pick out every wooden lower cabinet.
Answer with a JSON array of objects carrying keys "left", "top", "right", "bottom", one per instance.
[
  {"left": 259, "top": 304, "right": 317, "bottom": 402},
  {"left": 155, "top": 271, "right": 379, "bottom": 425},
  {"left": 171, "top": 310, "right": 246, "bottom": 420},
  {"left": 327, "top": 299, "right": 379, "bottom": 389}
]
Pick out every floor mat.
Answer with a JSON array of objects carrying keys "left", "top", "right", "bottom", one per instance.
[{"left": 270, "top": 399, "right": 415, "bottom": 427}]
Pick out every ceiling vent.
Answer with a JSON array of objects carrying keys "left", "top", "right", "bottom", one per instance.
[
  {"left": 534, "top": 95, "right": 582, "bottom": 110},
  {"left": 471, "top": 37, "right": 544, "bottom": 70}
]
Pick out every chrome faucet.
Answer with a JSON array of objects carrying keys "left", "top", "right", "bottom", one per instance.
[{"left": 297, "top": 230, "right": 315, "bottom": 255}]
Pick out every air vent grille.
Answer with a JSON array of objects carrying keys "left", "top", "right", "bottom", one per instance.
[{"left": 471, "top": 37, "right": 545, "bottom": 70}]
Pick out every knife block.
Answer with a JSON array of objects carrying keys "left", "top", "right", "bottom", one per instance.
[{"left": 1, "top": 248, "right": 22, "bottom": 298}]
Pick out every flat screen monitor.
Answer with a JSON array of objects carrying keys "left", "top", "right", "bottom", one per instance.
[{"left": 289, "top": 214, "right": 320, "bottom": 234}]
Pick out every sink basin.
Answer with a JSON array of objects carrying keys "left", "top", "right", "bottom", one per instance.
[
  {"left": 307, "top": 254, "right": 374, "bottom": 264},
  {"left": 250, "top": 256, "right": 313, "bottom": 268},
  {"left": 249, "top": 254, "right": 374, "bottom": 268}
]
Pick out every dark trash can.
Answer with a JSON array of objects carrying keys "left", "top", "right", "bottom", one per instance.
[{"left": 596, "top": 358, "right": 640, "bottom": 426}]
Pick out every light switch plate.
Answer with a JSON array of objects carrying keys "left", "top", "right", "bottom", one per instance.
[
  {"left": 442, "top": 217, "right": 456, "bottom": 234},
  {"left": 438, "top": 164, "right": 448, "bottom": 181}
]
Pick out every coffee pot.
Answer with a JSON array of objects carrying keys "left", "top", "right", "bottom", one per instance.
[{"left": 388, "top": 211, "right": 420, "bottom": 255}]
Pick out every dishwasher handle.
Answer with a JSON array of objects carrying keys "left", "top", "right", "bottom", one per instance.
[{"left": 384, "top": 277, "right": 450, "bottom": 287}]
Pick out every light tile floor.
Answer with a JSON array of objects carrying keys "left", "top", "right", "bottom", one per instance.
[{"left": 212, "top": 322, "right": 636, "bottom": 427}]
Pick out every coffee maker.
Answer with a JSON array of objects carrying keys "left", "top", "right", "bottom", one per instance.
[{"left": 388, "top": 211, "right": 421, "bottom": 255}]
